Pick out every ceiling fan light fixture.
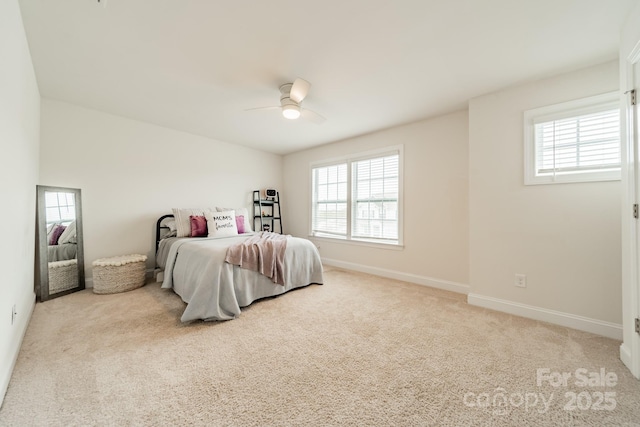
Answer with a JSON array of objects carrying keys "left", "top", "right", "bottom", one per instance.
[{"left": 282, "top": 104, "right": 301, "bottom": 120}]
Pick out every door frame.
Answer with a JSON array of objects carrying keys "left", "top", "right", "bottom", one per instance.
[{"left": 620, "top": 38, "right": 640, "bottom": 379}]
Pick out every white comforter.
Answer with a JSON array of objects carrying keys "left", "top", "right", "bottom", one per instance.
[{"left": 161, "top": 234, "right": 323, "bottom": 322}]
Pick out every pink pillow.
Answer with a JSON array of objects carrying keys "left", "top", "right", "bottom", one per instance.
[
  {"left": 235, "top": 215, "right": 245, "bottom": 234},
  {"left": 189, "top": 215, "right": 208, "bottom": 237},
  {"left": 49, "top": 225, "right": 66, "bottom": 245}
]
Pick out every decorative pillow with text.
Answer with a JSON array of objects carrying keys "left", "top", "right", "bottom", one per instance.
[
  {"left": 57, "top": 220, "right": 77, "bottom": 245},
  {"left": 216, "top": 207, "right": 253, "bottom": 233},
  {"left": 205, "top": 210, "right": 238, "bottom": 238}
]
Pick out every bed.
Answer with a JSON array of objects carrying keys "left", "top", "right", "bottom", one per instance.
[
  {"left": 155, "top": 212, "right": 323, "bottom": 322},
  {"left": 47, "top": 243, "right": 77, "bottom": 262}
]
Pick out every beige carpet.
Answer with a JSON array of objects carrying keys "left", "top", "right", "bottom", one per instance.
[{"left": 1, "top": 267, "right": 639, "bottom": 426}]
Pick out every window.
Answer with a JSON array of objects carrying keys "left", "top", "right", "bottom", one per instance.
[
  {"left": 311, "top": 147, "right": 402, "bottom": 246},
  {"left": 352, "top": 155, "right": 399, "bottom": 241},
  {"left": 524, "top": 92, "right": 620, "bottom": 185},
  {"left": 44, "top": 191, "right": 76, "bottom": 226},
  {"left": 311, "top": 163, "right": 348, "bottom": 238}
]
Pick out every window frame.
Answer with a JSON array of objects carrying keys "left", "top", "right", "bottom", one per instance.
[
  {"left": 309, "top": 145, "right": 404, "bottom": 248},
  {"left": 523, "top": 92, "right": 621, "bottom": 185}
]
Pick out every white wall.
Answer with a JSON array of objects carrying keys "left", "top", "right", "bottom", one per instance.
[
  {"left": 40, "top": 100, "right": 283, "bottom": 278},
  {"left": 468, "top": 61, "right": 622, "bottom": 336},
  {"left": 0, "top": 0, "right": 40, "bottom": 406},
  {"left": 283, "top": 111, "right": 469, "bottom": 292}
]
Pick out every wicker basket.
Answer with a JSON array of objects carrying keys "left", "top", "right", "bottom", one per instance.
[
  {"left": 92, "top": 254, "right": 147, "bottom": 294},
  {"left": 49, "top": 259, "right": 78, "bottom": 294}
]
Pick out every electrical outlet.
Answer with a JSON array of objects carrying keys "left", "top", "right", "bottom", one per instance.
[
  {"left": 515, "top": 274, "right": 527, "bottom": 288},
  {"left": 11, "top": 304, "right": 16, "bottom": 325}
]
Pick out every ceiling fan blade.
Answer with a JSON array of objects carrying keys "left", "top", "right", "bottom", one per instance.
[
  {"left": 244, "top": 106, "right": 281, "bottom": 112},
  {"left": 301, "top": 108, "right": 326, "bottom": 124},
  {"left": 290, "top": 78, "right": 311, "bottom": 104}
]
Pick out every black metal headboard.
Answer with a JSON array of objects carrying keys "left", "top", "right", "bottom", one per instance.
[{"left": 155, "top": 214, "right": 174, "bottom": 253}]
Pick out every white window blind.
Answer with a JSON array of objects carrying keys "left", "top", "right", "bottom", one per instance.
[
  {"left": 352, "top": 155, "right": 399, "bottom": 241},
  {"left": 534, "top": 109, "right": 620, "bottom": 176},
  {"left": 524, "top": 92, "right": 621, "bottom": 185},
  {"left": 311, "top": 163, "right": 348, "bottom": 237}
]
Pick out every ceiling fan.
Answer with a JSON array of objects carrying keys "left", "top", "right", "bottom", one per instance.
[{"left": 247, "top": 78, "right": 326, "bottom": 124}]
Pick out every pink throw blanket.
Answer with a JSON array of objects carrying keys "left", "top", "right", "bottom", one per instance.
[{"left": 224, "top": 232, "right": 288, "bottom": 285}]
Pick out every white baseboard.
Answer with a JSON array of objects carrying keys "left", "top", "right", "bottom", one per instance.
[
  {"left": 0, "top": 293, "right": 36, "bottom": 408},
  {"left": 620, "top": 342, "right": 640, "bottom": 379},
  {"left": 620, "top": 343, "right": 632, "bottom": 370},
  {"left": 321, "top": 259, "right": 622, "bottom": 340},
  {"left": 468, "top": 293, "right": 623, "bottom": 340},
  {"left": 321, "top": 257, "right": 469, "bottom": 294}
]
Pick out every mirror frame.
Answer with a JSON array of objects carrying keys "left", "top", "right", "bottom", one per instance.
[{"left": 35, "top": 185, "right": 85, "bottom": 302}]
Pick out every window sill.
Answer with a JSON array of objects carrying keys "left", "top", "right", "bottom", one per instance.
[
  {"left": 525, "top": 171, "right": 621, "bottom": 185},
  {"left": 308, "top": 235, "right": 404, "bottom": 251}
]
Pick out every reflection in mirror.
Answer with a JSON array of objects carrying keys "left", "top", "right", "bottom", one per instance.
[{"left": 35, "top": 186, "right": 85, "bottom": 302}]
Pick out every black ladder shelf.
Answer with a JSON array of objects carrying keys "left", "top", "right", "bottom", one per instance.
[{"left": 253, "top": 190, "right": 282, "bottom": 234}]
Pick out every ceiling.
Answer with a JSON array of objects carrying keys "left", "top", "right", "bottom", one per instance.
[{"left": 18, "top": 0, "right": 634, "bottom": 155}]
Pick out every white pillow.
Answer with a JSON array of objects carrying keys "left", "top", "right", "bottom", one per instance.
[
  {"left": 216, "top": 207, "right": 253, "bottom": 233},
  {"left": 171, "top": 208, "right": 214, "bottom": 237},
  {"left": 57, "top": 220, "right": 77, "bottom": 245},
  {"left": 205, "top": 210, "right": 238, "bottom": 238},
  {"left": 46, "top": 223, "right": 59, "bottom": 241}
]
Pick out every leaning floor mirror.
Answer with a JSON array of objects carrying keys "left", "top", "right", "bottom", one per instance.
[{"left": 35, "top": 185, "right": 85, "bottom": 302}]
